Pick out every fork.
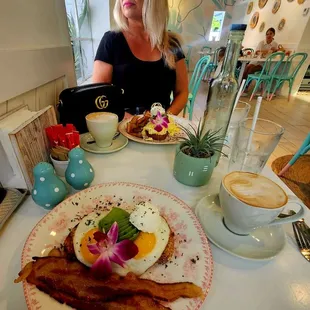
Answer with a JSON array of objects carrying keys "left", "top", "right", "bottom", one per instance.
[{"left": 292, "top": 221, "right": 310, "bottom": 262}]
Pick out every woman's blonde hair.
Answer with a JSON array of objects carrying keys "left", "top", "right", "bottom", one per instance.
[{"left": 113, "top": 0, "right": 180, "bottom": 69}]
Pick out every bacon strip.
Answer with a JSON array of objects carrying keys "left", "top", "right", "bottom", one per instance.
[
  {"left": 32, "top": 278, "right": 169, "bottom": 310},
  {"left": 126, "top": 112, "right": 151, "bottom": 137},
  {"left": 17, "top": 257, "right": 202, "bottom": 308}
]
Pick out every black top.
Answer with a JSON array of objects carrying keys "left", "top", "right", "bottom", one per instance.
[{"left": 95, "top": 31, "right": 185, "bottom": 114}]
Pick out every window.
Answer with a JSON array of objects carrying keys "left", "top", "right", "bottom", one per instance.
[
  {"left": 65, "top": 0, "right": 94, "bottom": 85},
  {"left": 209, "top": 11, "right": 226, "bottom": 42}
]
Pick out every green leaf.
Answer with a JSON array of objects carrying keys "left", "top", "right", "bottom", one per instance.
[{"left": 178, "top": 118, "right": 227, "bottom": 158}]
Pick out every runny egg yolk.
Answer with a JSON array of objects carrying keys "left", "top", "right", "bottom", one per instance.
[
  {"left": 133, "top": 232, "right": 156, "bottom": 259},
  {"left": 80, "top": 228, "right": 100, "bottom": 264}
]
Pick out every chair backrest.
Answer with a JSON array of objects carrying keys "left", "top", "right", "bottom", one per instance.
[
  {"left": 201, "top": 46, "right": 212, "bottom": 54},
  {"left": 186, "top": 45, "right": 193, "bottom": 61},
  {"left": 189, "top": 56, "right": 211, "bottom": 101},
  {"left": 242, "top": 48, "right": 254, "bottom": 57},
  {"left": 257, "top": 52, "right": 285, "bottom": 78},
  {"left": 280, "top": 52, "right": 308, "bottom": 80},
  {"left": 212, "top": 47, "right": 225, "bottom": 64}
]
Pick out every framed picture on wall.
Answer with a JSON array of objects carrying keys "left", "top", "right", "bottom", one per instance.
[
  {"left": 250, "top": 12, "right": 259, "bottom": 29},
  {"left": 259, "top": 22, "right": 266, "bottom": 32},
  {"left": 272, "top": 0, "right": 281, "bottom": 13},
  {"left": 259, "top": 0, "right": 268, "bottom": 9},
  {"left": 278, "top": 18, "right": 286, "bottom": 30},
  {"left": 247, "top": 1, "right": 254, "bottom": 14}
]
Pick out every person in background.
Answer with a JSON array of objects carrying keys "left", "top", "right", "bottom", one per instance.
[
  {"left": 92, "top": 0, "right": 188, "bottom": 116},
  {"left": 213, "top": 47, "right": 226, "bottom": 78},
  {"left": 242, "top": 27, "right": 279, "bottom": 84}
]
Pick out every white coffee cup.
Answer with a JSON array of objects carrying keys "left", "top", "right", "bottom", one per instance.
[
  {"left": 219, "top": 171, "right": 306, "bottom": 235},
  {"left": 86, "top": 112, "right": 118, "bottom": 148}
]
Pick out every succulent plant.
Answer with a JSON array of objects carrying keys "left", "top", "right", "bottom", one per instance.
[{"left": 179, "top": 120, "right": 227, "bottom": 159}]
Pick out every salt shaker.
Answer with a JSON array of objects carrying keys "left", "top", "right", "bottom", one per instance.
[
  {"left": 32, "top": 162, "right": 68, "bottom": 209},
  {"left": 65, "top": 148, "right": 94, "bottom": 190}
]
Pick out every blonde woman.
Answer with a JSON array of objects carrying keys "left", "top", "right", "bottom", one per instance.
[{"left": 93, "top": 0, "right": 188, "bottom": 116}]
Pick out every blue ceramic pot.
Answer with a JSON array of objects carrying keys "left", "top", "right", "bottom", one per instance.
[
  {"left": 65, "top": 148, "right": 94, "bottom": 190},
  {"left": 32, "top": 162, "right": 68, "bottom": 209}
]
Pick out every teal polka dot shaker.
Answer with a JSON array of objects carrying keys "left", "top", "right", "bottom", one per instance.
[
  {"left": 65, "top": 148, "right": 94, "bottom": 190},
  {"left": 32, "top": 162, "right": 68, "bottom": 210}
]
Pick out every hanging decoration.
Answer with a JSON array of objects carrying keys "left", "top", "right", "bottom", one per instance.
[
  {"left": 250, "top": 12, "right": 259, "bottom": 29},
  {"left": 247, "top": 1, "right": 254, "bottom": 14},
  {"left": 259, "top": 22, "right": 266, "bottom": 32},
  {"left": 259, "top": 0, "right": 268, "bottom": 9},
  {"left": 278, "top": 18, "right": 286, "bottom": 31},
  {"left": 272, "top": 0, "right": 281, "bottom": 14}
]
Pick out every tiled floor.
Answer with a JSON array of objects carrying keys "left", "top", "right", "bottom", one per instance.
[{"left": 191, "top": 80, "right": 310, "bottom": 167}]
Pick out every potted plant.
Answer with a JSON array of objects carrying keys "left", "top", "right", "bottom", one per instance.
[{"left": 173, "top": 121, "right": 227, "bottom": 187}]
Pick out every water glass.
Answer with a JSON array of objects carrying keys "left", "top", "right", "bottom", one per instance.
[
  {"left": 224, "top": 101, "right": 251, "bottom": 158},
  {"left": 229, "top": 118, "right": 284, "bottom": 173}
]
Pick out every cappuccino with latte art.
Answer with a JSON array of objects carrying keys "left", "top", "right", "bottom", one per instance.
[
  {"left": 219, "top": 171, "right": 306, "bottom": 235},
  {"left": 223, "top": 172, "right": 288, "bottom": 209}
]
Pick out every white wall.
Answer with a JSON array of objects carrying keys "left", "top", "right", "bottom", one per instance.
[
  {"left": 0, "top": 0, "right": 76, "bottom": 103},
  {"left": 231, "top": 0, "right": 249, "bottom": 26},
  {"left": 0, "top": 0, "right": 71, "bottom": 49},
  {"left": 242, "top": 0, "right": 309, "bottom": 50}
]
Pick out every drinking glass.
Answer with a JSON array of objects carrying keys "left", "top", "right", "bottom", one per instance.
[
  {"left": 229, "top": 118, "right": 284, "bottom": 173},
  {"left": 223, "top": 101, "right": 251, "bottom": 158}
]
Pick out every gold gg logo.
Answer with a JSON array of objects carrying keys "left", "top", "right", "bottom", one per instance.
[{"left": 95, "top": 95, "right": 109, "bottom": 109}]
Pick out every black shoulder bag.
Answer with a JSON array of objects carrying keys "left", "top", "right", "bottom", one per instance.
[{"left": 58, "top": 83, "right": 125, "bottom": 133}]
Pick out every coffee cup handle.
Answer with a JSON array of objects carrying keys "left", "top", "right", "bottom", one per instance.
[{"left": 269, "top": 195, "right": 306, "bottom": 226}]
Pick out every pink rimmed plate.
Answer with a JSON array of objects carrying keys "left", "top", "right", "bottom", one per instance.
[{"left": 22, "top": 182, "right": 213, "bottom": 310}]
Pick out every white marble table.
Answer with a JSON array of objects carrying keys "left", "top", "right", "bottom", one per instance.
[{"left": 1, "top": 141, "right": 310, "bottom": 310}]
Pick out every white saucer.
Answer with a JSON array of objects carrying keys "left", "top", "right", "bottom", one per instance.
[
  {"left": 195, "top": 194, "right": 286, "bottom": 261},
  {"left": 80, "top": 133, "right": 128, "bottom": 154}
]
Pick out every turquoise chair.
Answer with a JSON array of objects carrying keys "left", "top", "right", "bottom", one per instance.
[
  {"left": 185, "top": 45, "right": 193, "bottom": 71},
  {"left": 183, "top": 56, "right": 211, "bottom": 120},
  {"left": 268, "top": 52, "right": 308, "bottom": 101},
  {"left": 200, "top": 46, "right": 212, "bottom": 58},
  {"left": 244, "top": 52, "right": 285, "bottom": 101}
]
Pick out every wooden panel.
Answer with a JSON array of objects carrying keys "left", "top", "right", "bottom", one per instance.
[
  {"left": 55, "top": 76, "right": 68, "bottom": 121},
  {"left": 22, "top": 90, "right": 36, "bottom": 111},
  {"left": 9, "top": 106, "right": 57, "bottom": 190},
  {"left": 7, "top": 96, "right": 24, "bottom": 112},
  {"left": 0, "top": 104, "right": 28, "bottom": 121},
  {"left": 35, "top": 81, "right": 56, "bottom": 111},
  {"left": 0, "top": 47, "right": 76, "bottom": 103},
  {"left": 7, "top": 90, "right": 35, "bottom": 112},
  {"left": 55, "top": 76, "right": 68, "bottom": 103},
  {"left": 0, "top": 102, "right": 7, "bottom": 117},
  {"left": 1, "top": 76, "right": 67, "bottom": 120}
]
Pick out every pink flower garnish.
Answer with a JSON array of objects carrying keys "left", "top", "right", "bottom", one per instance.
[
  {"left": 87, "top": 222, "right": 138, "bottom": 276},
  {"left": 151, "top": 112, "right": 170, "bottom": 132}
]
